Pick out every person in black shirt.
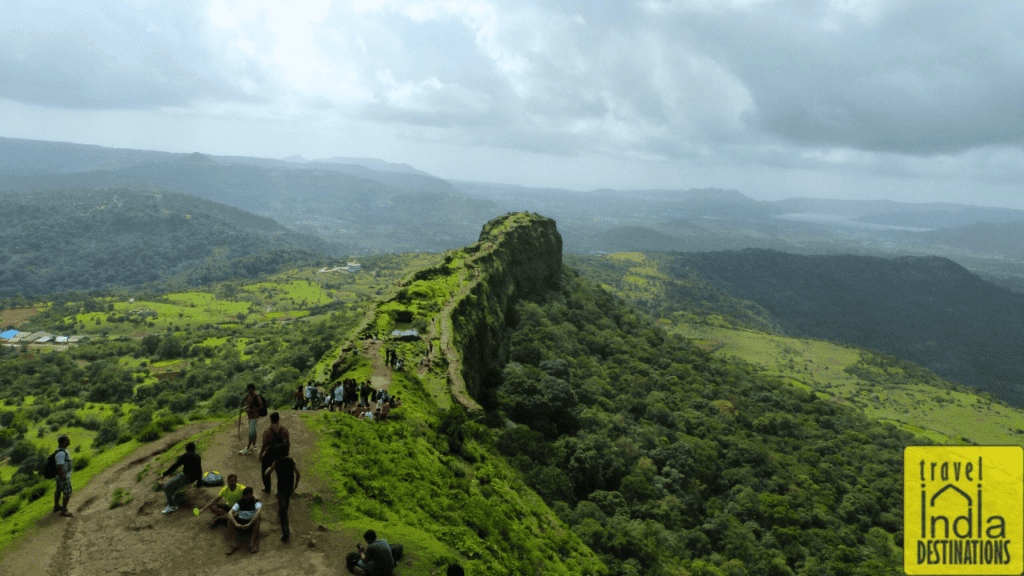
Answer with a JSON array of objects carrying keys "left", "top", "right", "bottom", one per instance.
[
  {"left": 159, "top": 441, "right": 202, "bottom": 514},
  {"left": 264, "top": 444, "right": 300, "bottom": 542}
]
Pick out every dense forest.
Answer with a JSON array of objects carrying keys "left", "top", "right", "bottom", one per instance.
[
  {"left": 0, "top": 188, "right": 348, "bottom": 296},
  {"left": 492, "top": 268, "right": 908, "bottom": 575},
  {"left": 668, "top": 249, "right": 1024, "bottom": 407}
]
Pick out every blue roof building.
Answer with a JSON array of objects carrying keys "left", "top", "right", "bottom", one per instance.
[{"left": 0, "top": 330, "right": 21, "bottom": 340}]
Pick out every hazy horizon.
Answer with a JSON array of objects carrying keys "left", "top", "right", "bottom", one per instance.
[{"left": 2, "top": 1, "right": 1022, "bottom": 208}]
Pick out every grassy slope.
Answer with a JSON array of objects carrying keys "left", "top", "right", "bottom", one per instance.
[
  {"left": 574, "top": 251, "right": 1024, "bottom": 447},
  {"left": 305, "top": 373, "right": 604, "bottom": 574}
]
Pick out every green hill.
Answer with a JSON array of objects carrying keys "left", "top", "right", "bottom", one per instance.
[
  {"left": 0, "top": 188, "right": 351, "bottom": 297},
  {"left": 6, "top": 214, "right": 1024, "bottom": 575},
  {"left": 669, "top": 249, "right": 1024, "bottom": 406}
]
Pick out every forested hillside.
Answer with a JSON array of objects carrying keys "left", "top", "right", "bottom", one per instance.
[
  {"left": 669, "top": 249, "right": 1024, "bottom": 406},
  {"left": 495, "top": 268, "right": 908, "bottom": 575},
  {"left": 0, "top": 188, "right": 348, "bottom": 296}
]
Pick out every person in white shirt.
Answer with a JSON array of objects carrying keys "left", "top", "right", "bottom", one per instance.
[
  {"left": 226, "top": 487, "right": 263, "bottom": 555},
  {"left": 52, "top": 435, "right": 73, "bottom": 517}
]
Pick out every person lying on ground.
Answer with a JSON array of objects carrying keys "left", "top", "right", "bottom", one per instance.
[
  {"left": 52, "top": 434, "right": 74, "bottom": 517},
  {"left": 226, "top": 487, "right": 263, "bottom": 555},
  {"left": 159, "top": 441, "right": 203, "bottom": 514},
  {"left": 355, "top": 529, "right": 395, "bottom": 576},
  {"left": 197, "top": 473, "right": 245, "bottom": 528}
]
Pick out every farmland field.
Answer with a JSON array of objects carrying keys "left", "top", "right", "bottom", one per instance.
[{"left": 0, "top": 308, "right": 40, "bottom": 329}]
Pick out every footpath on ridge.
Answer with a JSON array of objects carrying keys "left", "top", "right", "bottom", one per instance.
[{"left": 0, "top": 411, "right": 384, "bottom": 576}]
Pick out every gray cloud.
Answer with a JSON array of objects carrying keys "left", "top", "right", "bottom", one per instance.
[
  {"left": 1, "top": 0, "right": 1022, "bottom": 206},
  {"left": 662, "top": 1, "right": 1024, "bottom": 154},
  {"left": 0, "top": 1, "right": 256, "bottom": 109}
]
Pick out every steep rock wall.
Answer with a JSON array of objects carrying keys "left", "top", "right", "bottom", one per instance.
[{"left": 447, "top": 213, "right": 562, "bottom": 404}]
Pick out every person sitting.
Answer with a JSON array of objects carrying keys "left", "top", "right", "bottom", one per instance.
[
  {"left": 158, "top": 441, "right": 203, "bottom": 514},
  {"left": 379, "top": 402, "right": 391, "bottom": 421},
  {"left": 355, "top": 529, "right": 395, "bottom": 575},
  {"left": 357, "top": 409, "right": 374, "bottom": 423},
  {"left": 226, "top": 487, "right": 263, "bottom": 555},
  {"left": 374, "top": 407, "right": 382, "bottom": 421},
  {"left": 197, "top": 473, "right": 245, "bottom": 528}
]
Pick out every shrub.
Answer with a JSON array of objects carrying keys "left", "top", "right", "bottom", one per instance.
[
  {"left": 136, "top": 424, "right": 162, "bottom": 443},
  {"left": 0, "top": 498, "right": 21, "bottom": 518},
  {"left": 154, "top": 414, "right": 184, "bottom": 432},
  {"left": 109, "top": 487, "right": 133, "bottom": 509},
  {"left": 20, "top": 482, "right": 49, "bottom": 502},
  {"left": 73, "top": 455, "right": 90, "bottom": 472}
]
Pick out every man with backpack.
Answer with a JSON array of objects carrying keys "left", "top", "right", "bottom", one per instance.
[
  {"left": 159, "top": 441, "right": 203, "bottom": 514},
  {"left": 263, "top": 444, "right": 300, "bottom": 543},
  {"left": 50, "top": 435, "right": 74, "bottom": 517},
  {"left": 258, "top": 412, "right": 290, "bottom": 494},
  {"left": 239, "top": 384, "right": 265, "bottom": 455}
]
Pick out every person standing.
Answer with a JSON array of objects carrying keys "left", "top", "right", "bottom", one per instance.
[
  {"left": 258, "top": 412, "right": 290, "bottom": 495},
  {"left": 264, "top": 444, "right": 300, "bottom": 542},
  {"left": 239, "top": 384, "right": 264, "bottom": 455},
  {"left": 52, "top": 435, "right": 74, "bottom": 518},
  {"left": 159, "top": 441, "right": 202, "bottom": 514}
]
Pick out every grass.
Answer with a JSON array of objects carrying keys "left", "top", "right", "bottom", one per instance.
[
  {"left": 669, "top": 321, "right": 1024, "bottom": 447},
  {"left": 0, "top": 439, "right": 142, "bottom": 554},
  {"left": 305, "top": 401, "right": 604, "bottom": 575},
  {"left": 109, "top": 487, "right": 133, "bottom": 509}
]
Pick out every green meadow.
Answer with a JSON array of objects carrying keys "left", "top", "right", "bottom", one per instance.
[{"left": 668, "top": 321, "right": 1023, "bottom": 446}]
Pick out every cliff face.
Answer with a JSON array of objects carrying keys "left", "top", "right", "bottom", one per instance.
[
  {"left": 323, "top": 212, "right": 562, "bottom": 409},
  {"left": 448, "top": 213, "right": 562, "bottom": 402}
]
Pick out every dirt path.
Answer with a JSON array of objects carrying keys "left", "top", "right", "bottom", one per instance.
[{"left": 0, "top": 412, "right": 370, "bottom": 576}]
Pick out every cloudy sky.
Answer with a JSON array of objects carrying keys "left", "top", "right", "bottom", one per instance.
[{"left": 2, "top": 0, "right": 1022, "bottom": 206}]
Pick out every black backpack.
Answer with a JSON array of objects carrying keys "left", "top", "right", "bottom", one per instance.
[
  {"left": 267, "top": 428, "right": 288, "bottom": 460},
  {"left": 346, "top": 551, "right": 361, "bottom": 573},
  {"left": 43, "top": 449, "right": 66, "bottom": 480},
  {"left": 256, "top": 394, "right": 268, "bottom": 417}
]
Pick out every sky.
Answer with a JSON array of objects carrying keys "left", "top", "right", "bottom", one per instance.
[{"left": 2, "top": 0, "right": 1023, "bottom": 207}]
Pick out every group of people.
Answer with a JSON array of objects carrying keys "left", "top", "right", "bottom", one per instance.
[
  {"left": 149, "top": 391, "right": 300, "bottom": 554},
  {"left": 291, "top": 379, "right": 403, "bottom": 423},
  {"left": 384, "top": 348, "right": 404, "bottom": 371},
  {"left": 48, "top": 383, "right": 464, "bottom": 572},
  {"left": 147, "top": 384, "right": 302, "bottom": 554}
]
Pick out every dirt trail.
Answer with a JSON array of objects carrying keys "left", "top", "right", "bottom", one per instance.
[{"left": 0, "top": 412, "right": 373, "bottom": 576}]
